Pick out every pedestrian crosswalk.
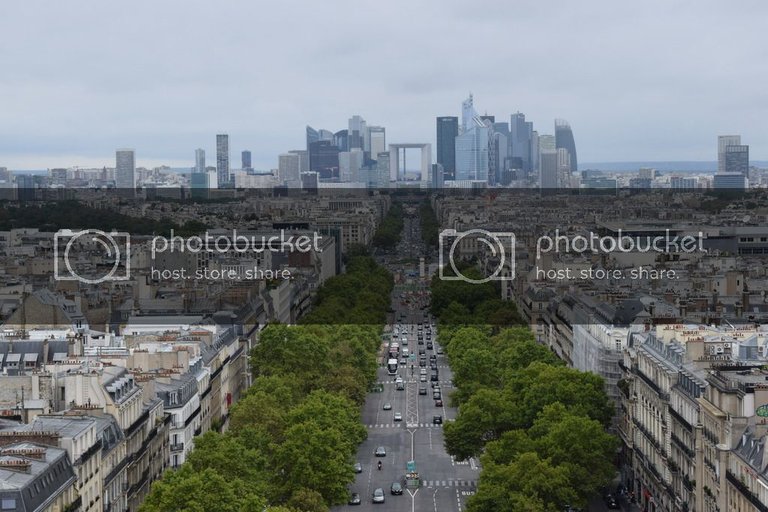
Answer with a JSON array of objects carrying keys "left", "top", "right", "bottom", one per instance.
[
  {"left": 365, "top": 423, "right": 444, "bottom": 429},
  {"left": 421, "top": 480, "right": 477, "bottom": 488}
]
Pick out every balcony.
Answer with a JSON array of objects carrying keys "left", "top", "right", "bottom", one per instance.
[
  {"left": 726, "top": 471, "right": 768, "bottom": 512},
  {"left": 633, "top": 417, "right": 662, "bottom": 451},
  {"left": 670, "top": 432, "right": 695, "bottom": 459},
  {"left": 170, "top": 442, "right": 185, "bottom": 452},
  {"left": 636, "top": 369, "right": 670, "bottom": 401}
]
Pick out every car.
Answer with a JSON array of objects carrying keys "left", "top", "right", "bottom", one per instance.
[
  {"left": 390, "top": 482, "right": 403, "bottom": 495},
  {"left": 429, "top": 354, "right": 437, "bottom": 361},
  {"left": 420, "top": 368, "right": 427, "bottom": 375},
  {"left": 437, "top": 348, "right": 443, "bottom": 354},
  {"left": 393, "top": 412, "right": 402, "bottom": 421},
  {"left": 433, "top": 391, "right": 441, "bottom": 400},
  {"left": 383, "top": 402, "right": 392, "bottom": 410},
  {"left": 431, "top": 373, "right": 439, "bottom": 381},
  {"left": 435, "top": 399, "right": 443, "bottom": 407},
  {"left": 419, "top": 359, "right": 427, "bottom": 367},
  {"left": 420, "top": 375, "right": 427, "bottom": 382},
  {"left": 348, "top": 492, "right": 361, "bottom": 505},
  {"left": 353, "top": 462, "right": 363, "bottom": 473},
  {"left": 433, "top": 415, "right": 443, "bottom": 424},
  {"left": 372, "top": 488, "right": 385, "bottom": 504},
  {"left": 430, "top": 362, "right": 437, "bottom": 370},
  {"left": 418, "top": 348, "right": 426, "bottom": 355},
  {"left": 426, "top": 342, "right": 433, "bottom": 349},
  {"left": 419, "top": 386, "right": 427, "bottom": 395},
  {"left": 604, "top": 494, "right": 619, "bottom": 509},
  {"left": 375, "top": 446, "right": 387, "bottom": 457}
]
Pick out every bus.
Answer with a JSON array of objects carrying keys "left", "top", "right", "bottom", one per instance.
[
  {"left": 389, "top": 342, "right": 400, "bottom": 360},
  {"left": 387, "top": 358, "right": 399, "bottom": 375}
]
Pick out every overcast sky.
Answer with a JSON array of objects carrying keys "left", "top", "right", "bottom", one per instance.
[{"left": 1, "top": 1, "right": 766, "bottom": 170}]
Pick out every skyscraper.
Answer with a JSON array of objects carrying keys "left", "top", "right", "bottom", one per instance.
[
  {"left": 718, "top": 135, "right": 741, "bottom": 173},
  {"left": 367, "top": 126, "right": 386, "bottom": 162},
  {"left": 308, "top": 140, "right": 340, "bottom": 178},
  {"left": 339, "top": 149, "right": 364, "bottom": 183},
  {"left": 539, "top": 150, "right": 558, "bottom": 189},
  {"left": 334, "top": 130, "right": 349, "bottom": 152},
  {"left": 194, "top": 148, "right": 205, "bottom": 174},
  {"left": 725, "top": 144, "right": 749, "bottom": 179},
  {"left": 456, "top": 95, "right": 489, "bottom": 182},
  {"left": 306, "top": 126, "right": 334, "bottom": 152},
  {"left": 555, "top": 119, "right": 577, "bottom": 173},
  {"left": 278, "top": 153, "right": 301, "bottom": 185},
  {"left": 216, "top": 134, "right": 229, "bottom": 187},
  {"left": 436, "top": 116, "right": 458, "bottom": 180},
  {"left": 348, "top": 115, "right": 367, "bottom": 150},
  {"left": 510, "top": 112, "right": 534, "bottom": 174},
  {"left": 241, "top": 150, "right": 252, "bottom": 170},
  {"left": 115, "top": 149, "right": 136, "bottom": 189},
  {"left": 455, "top": 121, "right": 489, "bottom": 182}
]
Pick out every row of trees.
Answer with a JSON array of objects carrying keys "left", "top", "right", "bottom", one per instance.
[
  {"left": 419, "top": 199, "right": 439, "bottom": 247},
  {"left": 371, "top": 201, "right": 404, "bottom": 249},
  {"left": 430, "top": 263, "right": 524, "bottom": 327},
  {"left": 0, "top": 200, "right": 206, "bottom": 236},
  {"left": 439, "top": 325, "right": 618, "bottom": 511},
  {"left": 141, "top": 256, "right": 394, "bottom": 512}
]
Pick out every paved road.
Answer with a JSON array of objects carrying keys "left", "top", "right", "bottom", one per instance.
[{"left": 334, "top": 214, "right": 480, "bottom": 511}]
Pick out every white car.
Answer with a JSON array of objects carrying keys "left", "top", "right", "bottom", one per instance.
[{"left": 393, "top": 412, "right": 402, "bottom": 421}]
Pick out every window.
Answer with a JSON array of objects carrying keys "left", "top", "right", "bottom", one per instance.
[{"left": 1, "top": 498, "right": 17, "bottom": 510}]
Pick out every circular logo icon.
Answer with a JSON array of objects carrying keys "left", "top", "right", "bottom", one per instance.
[
  {"left": 63, "top": 229, "right": 122, "bottom": 284},
  {"left": 448, "top": 229, "right": 506, "bottom": 284}
]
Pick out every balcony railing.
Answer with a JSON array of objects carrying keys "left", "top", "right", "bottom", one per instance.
[
  {"left": 170, "top": 443, "right": 185, "bottom": 452},
  {"left": 726, "top": 471, "right": 768, "bottom": 512}
]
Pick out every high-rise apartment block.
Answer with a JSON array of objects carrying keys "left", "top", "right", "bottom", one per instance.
[{"left": 216, "top": 134, "right": 229, "bottom": 187}]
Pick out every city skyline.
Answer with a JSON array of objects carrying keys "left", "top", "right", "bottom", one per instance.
[{"left": 1, "top": 1, "right": 766, "bottom": 169}]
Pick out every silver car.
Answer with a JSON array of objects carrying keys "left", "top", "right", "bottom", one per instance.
[{"left": 372, "top": 488, "right": 385, "bottom": 504}]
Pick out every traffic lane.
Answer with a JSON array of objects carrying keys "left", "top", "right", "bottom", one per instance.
[
  {"left": 412, "top": 486, "right": 461, "bottom": 512},
  {"left": 352, "top": 425, "right": 408, "bottom": 499}
]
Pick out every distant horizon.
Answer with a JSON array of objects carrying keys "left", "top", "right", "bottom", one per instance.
[{"left": 7, "top": 160, "right": 768, "bottom": 175}]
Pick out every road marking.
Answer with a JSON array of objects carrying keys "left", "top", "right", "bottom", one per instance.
[{"left": 432, "top": 488, "right": 439, "bottom": 512}]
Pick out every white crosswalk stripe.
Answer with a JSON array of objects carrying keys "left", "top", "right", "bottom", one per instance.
[{"left": 422, "top": 480, "right": 478, "bottom": 488}]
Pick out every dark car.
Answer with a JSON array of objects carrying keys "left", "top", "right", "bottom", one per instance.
[
  {"left": 435, "top": 399, "right": 443, "bottom": 407},
  {"left": 348, "top": 492, "right": 361, "bottom": 505},
  {"left": 418, "top": 348, "right": 426, "bottom": 355},
  {"left": 430, "top": 373, "right": 438, "bottom": 381},
  {"left": 433, "top": 391, "right": 441, "bottom": 400},
  {"left": 429, "top": 354, "right": 437, "bottom": 361},
  {"left": 419, "top": 386, "right": 427, "bottom": 395},
  {"left": 433, "top": 415, "right": 443, "bottom": 424},
  {"left": 604, "top": 494, "right": 619, "bottom": 509},
  {"left": 427, "top": 342, "right": 433, "bottom": 349},
  {"left": 375, "top": 446, "right": 387, "bottom": 457},
  {"left": 390, "top": 482, "right": 403, "bottom": 495}
]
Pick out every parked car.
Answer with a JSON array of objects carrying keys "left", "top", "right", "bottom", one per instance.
[
  {"left": 348, "top": 492, "right": 361, "bottom": 505},
  {"left": 604, "top": 494, "right": 619, "bottom": 509},
  {"left": 353, "top": 462, "right": 362, "bottom": 473}
]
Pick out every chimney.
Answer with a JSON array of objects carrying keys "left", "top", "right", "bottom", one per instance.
[
  {"left": 736, "top": 301, "right": 743, "bottom": 318},
  {"left": 0, "top": 459, "right": 32, "bottom": 473}
]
